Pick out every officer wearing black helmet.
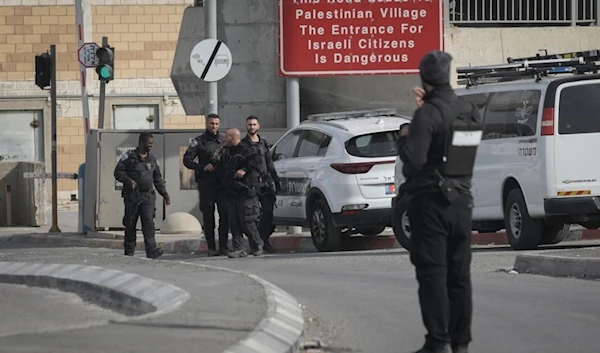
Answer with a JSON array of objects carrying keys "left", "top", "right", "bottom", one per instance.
[
  {"left": 114, "top": 132, "right": 170, "bottom": 259},
  {"left": 397, "top": 51, "right": 482, "bottom": 353},
  {"left": 240, "top": 115, "right": 281, "bottom": 253}
]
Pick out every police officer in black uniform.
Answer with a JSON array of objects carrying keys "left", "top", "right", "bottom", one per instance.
[
  {"left": 183, "top": 114, "right": 229, "bottom": 257},
  {"left": 217, "top": 128, "right": 264, "bottom": 258},
  {"left": 240, "top": 115, "right": 281, "bottom": 253},
  {"left": 114, "top": 132, "right": 171, "bottom": 259},
  {"left": 397, "top": 51, "right": 482, "bottom": 353}
]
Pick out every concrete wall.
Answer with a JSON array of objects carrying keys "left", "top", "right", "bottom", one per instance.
[
  {"left": 0, "top": 162, "right": 47, "bottom": 227},
  {"left": 172, "top": 1, "right": 285, "bottom": 129},
  {"left": 300, "top": 26, "right": 600, "bottom": 117},
  {"left": 215, "top": 0, "right": 285, "bottom": 129}
]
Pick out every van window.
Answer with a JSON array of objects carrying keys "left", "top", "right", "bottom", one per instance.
[
  {"left": 462, "top": 93, "right": 489, "bottom": 118},
  {"left": 558, "top": 83, "right": 600, "bottom": 135},
  {"left": 345, "top": 131, "right": 399, "bottom": 158},
  {"left": 482, "top": 90, "right": 540, "bottom": 140}
]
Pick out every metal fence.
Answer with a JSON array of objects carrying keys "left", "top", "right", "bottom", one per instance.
[{"left": 448, "top": 0, "right": 600, "bottom": 26}]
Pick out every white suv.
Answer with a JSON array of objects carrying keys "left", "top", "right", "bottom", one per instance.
[
  {"left": 393, "top": 50, "right": 600, "bottom": 251},
  {"left": 269, "top": 109, "right": 411, "bottom": 252}
]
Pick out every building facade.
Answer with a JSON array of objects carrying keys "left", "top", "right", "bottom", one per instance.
[
  {"left": 0, "top": 0, "right": 200, "bottom": 204},
  {"left": 1, "top": 0, "right": 600, "bottom": 205}
]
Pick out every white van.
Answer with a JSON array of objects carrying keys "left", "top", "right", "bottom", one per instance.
[{"left": 393, "top": 50, "right": 600, "bottom": 250}]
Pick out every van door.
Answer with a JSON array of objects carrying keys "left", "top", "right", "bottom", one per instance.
[
  {"left": 554, "top": 80, "right": 600, "bottom": 197},
  {"left": 474, "top": 89, "right": 543, "bottom": 219},
  {"left": 460, "top": 92, "right": 491, "bottom": 218}
]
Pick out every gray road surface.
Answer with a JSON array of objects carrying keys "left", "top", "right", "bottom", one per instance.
[
  {"left": 163, "top": 241, "right": 600, "bottom": 353},
  {"left": 0, "top": 249, "right": 265, "bottom": 353},
  {"left": 0, "top": 242, "right": 599, "bottom": 353},
  {"left": 0, "top": 283, "right": 124, "bottom": 338}
]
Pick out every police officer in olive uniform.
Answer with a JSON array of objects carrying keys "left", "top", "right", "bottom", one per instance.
[
  {"left": 241, "top": 116, "right": 281, "bottom": 253},
  {"left": 183, "top": 114, "right": 229, "bottom": 257},
  {"left": 397, "top": 51, "right": 482, "bottom": 353},
  {"left": 114, "top": 132, "right": 171, "bottom": 259},
  {"left": 217, "top": 128, "right": 264, "bottom": 258}
]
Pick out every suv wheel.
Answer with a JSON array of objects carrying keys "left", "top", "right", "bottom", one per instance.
[
  {"left": 310, "top": 199, "right": 342, "bottom": 252},
  {"left": 504, "top": 189, "right": 542, "bottom": 250},
  {"left": 392, "top": 196, "right": 411, "bottom": 251}
]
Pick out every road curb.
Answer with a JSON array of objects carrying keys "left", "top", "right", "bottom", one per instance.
[
  {"left": 2, "top": 228, "right": 600, "bottom": 254},
  {"left": 513, "top": 251, "right": 600, "bottom": 280},
  {"left": 223, "top": 271, "right": 304, "bottom": 353},
  {"left": 91, "top": 253, "right": 305, "bottom": 353},
  {"left": 0, "top": 261, "right": 190, "bottom": 318}
]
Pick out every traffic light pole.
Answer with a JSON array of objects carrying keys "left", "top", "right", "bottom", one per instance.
[
  {"left": 205, "top": 0, "right": 217, "bottom": 115},
  {"left": 97, "top": 36, "right": 108, "bottom": 129},
  {"left": 49, "top": 44, "right": 61, "bottom": 233}
]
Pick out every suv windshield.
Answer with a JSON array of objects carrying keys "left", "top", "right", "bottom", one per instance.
[
  {"left": 345, "top": 131, "right": 399, "bottom": 158},
  {"left": 558, "top": 83, "right": 600, "bottom": 135}
]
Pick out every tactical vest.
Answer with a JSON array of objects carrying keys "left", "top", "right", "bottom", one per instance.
[{"left": 428, "top": 97, "right": 482, "bottom": 178}]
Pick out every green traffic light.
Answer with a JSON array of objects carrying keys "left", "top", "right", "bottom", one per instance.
[{"left": 99, "top": 66, "right": 111, "bottom": 79}]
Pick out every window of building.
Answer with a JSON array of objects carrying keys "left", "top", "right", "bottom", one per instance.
[
  {"left": 112, "top": 105, "right": 160, "bottom": 129},
  {"left": 0, "top": 110, "right": 44, "bottom": 162},
  {"left": 482, "top": 90, "right": 540, "bottom": 140}
]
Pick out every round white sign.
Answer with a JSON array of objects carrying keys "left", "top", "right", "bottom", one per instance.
[{"left": 189, "top": 38, "right": 233, "bottom": 82}]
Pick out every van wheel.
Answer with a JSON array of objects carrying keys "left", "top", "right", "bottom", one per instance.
[
  {"left": 540, "top": 222, "right": 570, "bottom": 245},
  {"left": 356, "top": 226, "right": 386, "bottom": 236},
  {"left": 309, "top": 199, "right": 342, "bottom": 252},
  {"left": 504, "top": 189, "right": 542, "bottom": 250},
  {"left": 392, "top": 196, "right": 411, "bottom": 251}
]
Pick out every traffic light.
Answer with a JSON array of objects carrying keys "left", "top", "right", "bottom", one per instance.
[
  {"left": 35, "top": 52, "right": 52, "bottom": 89},
  {"left": 95, "top": 45, "right": 115, "bottom": 82}
]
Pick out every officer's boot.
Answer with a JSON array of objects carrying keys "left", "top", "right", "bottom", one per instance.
[
  {"left": 226, "top": 250, "right": 248, "bottom": 258},
  {"left": 263, "top": 240, "right": 276, "bottom": 253},
  {"left": 147, "top": 247, "right": 164, "bottom": 259},
  {"left": 414, "top": 344, "right": 452, "bottom": 353},
  {"left": 452, "top": 345, "right": 468, "bottom": 353},
  {"left": 206, "top": 235, "right": 220, "bottom": 257}
]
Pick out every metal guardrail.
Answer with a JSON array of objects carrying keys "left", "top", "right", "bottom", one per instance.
[{"left": 448, "top": 0, "right": 600, "bottom": 26}]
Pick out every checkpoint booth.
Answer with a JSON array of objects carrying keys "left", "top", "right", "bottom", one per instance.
[{"left": 82, "top": 128, "right": 287, "bottom": 231}]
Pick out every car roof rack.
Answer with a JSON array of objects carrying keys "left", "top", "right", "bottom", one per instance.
[
  {"left": 456, "top": 49, "right": 600, "bottom": 87},
  {"left": 306, "top": 108, "right": 397, "bottom": 122}
]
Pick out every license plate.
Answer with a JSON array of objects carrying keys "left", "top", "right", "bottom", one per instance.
[{"left": 385, "top": 184, "right": 395, "bottom": 195}]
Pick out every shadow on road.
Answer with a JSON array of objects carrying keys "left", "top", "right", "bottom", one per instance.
[
  {"left": 164, "top": 241, "right": 600, "bottom": 263},
  {"left": 109, "top": 320, "right": 252, "bottom": 332}
]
